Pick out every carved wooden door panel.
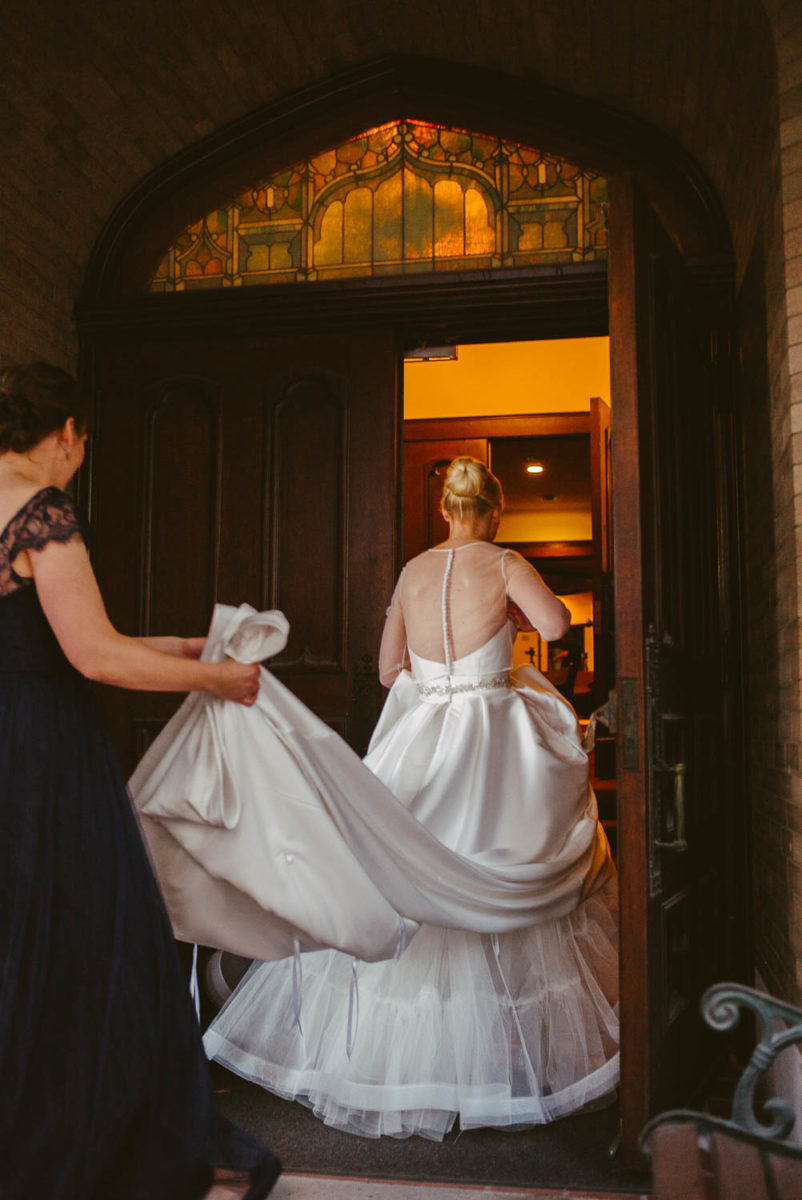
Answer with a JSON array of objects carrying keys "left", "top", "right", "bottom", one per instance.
[
  {"left": 608, "top": 177, "right": 746, "bottom": 1160},
  {"left": 90, "top": 330, "right": 399, "bottom": 770}
]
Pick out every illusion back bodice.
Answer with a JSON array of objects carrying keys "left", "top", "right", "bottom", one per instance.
[
  {"left": 379, "top": 541, "right": 569, "bottom": 688},
  {"left": 397, "top": 543, "right": 511, "bottom": 667}
]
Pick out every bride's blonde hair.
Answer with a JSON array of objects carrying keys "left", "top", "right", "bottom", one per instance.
[{"left": 441, "top": 457, "right": 504, "bottom": 519}]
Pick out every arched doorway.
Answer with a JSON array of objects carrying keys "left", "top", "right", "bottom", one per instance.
[{"left": 77, "top": 56, "right": 749, "bottom": 1168}]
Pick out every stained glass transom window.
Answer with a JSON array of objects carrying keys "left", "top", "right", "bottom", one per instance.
[{"left": 149, "top": 120, "right": 607, "bottom": 292}]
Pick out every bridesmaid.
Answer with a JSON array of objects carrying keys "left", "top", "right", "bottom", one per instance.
[{"left": 0, "top": 363, "right": 279, "bottom": 1199}]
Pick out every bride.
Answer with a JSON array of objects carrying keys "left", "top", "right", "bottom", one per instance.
[{"left": 199, "top": 457, "right": 619, "bottom": 1140}]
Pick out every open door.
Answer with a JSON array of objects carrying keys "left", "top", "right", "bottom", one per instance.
[
  {"left": 90, "top": 330, "right": 399, "bottom": 768},
  {"left": 590, "top": 394, "right": 613, "bottom": 707},
  {"left": 608, "top": 176, "right": 748, "bottom": 1160}
]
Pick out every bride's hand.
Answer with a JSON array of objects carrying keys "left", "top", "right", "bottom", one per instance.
[
  {"left": 506, "top": 599, "right": 535, "bottom": 632},
  {"left": 208, "top": 659, "right": 261, "bottom": 705}
]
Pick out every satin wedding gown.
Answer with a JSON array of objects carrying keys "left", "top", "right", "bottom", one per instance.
[{"left": 197, "top": 542, "right": 619, "bottom": 1140}]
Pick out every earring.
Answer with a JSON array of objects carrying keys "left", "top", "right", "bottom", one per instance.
[{"left": 65, "top": 447, "right": 71, "bottom": 461}]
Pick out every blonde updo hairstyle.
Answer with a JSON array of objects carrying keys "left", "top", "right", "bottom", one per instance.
[{"left": 441, "top": 456, "right": 504, "bottom": 520}]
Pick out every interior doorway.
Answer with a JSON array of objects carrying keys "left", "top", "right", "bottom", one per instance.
[{"left": 402, "top": 335, "right": 617, "bottom": 856}]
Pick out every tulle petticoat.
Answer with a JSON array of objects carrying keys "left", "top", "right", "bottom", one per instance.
[{"left": 204, "top": 878, "right": 620, "bottom": 1141}]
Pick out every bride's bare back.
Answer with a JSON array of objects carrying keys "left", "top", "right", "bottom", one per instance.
[{"left": 379, "top": 541, "right": 570, "bottom": 684}]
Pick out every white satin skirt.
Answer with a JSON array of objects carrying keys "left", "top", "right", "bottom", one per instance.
[
  {"left": 203, "top": 877, "right": 619, "bottom": 1140},
  {"left": 196, "top": 617, "right": 619, "bottom": 1139}
]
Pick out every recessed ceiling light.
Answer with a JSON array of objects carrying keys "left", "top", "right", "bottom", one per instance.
[
  {"left": 404, "top": 345, "right": 458, "bottom": 362},
  {"left": 525, "top": 461, "right": 544, "bottom": 474}
]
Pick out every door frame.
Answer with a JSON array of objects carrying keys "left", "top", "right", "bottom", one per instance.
[{"left": 76, "top": 55, "right": 744, "bottom": 1168}]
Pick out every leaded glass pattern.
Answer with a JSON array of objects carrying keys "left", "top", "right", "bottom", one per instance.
[{"left": 149, "top": 121, "right": 607, "bottom": 292}]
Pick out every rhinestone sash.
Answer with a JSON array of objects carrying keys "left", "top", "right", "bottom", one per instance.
[{"left": 416, "top": 672, "right": 511, "bottom": 697}]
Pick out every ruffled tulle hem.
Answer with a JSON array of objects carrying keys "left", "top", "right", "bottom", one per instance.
[
  {"left": 207, "top": 1044, "right": 620, "bottom": 1140},
  {"left": 204, "top": 881, "right": 620, "bottom": 1141}
]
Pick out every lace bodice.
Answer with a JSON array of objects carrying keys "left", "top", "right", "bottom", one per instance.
[
  {"left": 0, "top": 486, "right": 83, "bottom": 597},
  {"left": 379, "top": 542, "right": 570, "bottom": 686}
]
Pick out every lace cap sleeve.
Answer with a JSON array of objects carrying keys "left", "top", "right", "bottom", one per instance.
[
  {"left": 1, "top": 487, "right": 85, "bottom": 596},
  {"left": 10, "top": 487, "right": 85, "bottom": 556}
]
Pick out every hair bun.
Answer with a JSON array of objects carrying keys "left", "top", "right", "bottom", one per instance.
[
  {"left": 441, "top": 456, "right": 504, "bottom": 518},
  {"left": 0, "top": 385, "right": 40, "bottom": 454},
  {"left": 444, "top": 457, "right": 484, "bottom": 498}
]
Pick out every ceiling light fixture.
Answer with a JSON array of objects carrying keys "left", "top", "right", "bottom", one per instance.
[
  {"left": 525, "top": 461, "right": 544, "bottom": 474},
  {"left": 404, "top": 345, "right": 458, "bottom": 363}
]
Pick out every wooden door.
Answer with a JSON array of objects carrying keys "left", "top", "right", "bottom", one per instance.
[
  {"left": 90, "top": 330, "right": 399, "bottom": 770},
  {"left": 609, "top": 176, "right": 747, "bottom": 1159},
  {"left": 590, "top": 394, "right": 613, "bottom": 706}
]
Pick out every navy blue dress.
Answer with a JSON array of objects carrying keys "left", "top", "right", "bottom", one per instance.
[{"left": 0, "top": 487, "right": 277, "bottom": 1200}]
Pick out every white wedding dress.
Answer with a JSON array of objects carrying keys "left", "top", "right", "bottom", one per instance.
[{"left": 201, "top": 542, "right": 619, "bottom": 1140}]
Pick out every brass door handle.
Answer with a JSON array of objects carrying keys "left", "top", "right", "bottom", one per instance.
[{"left": 654, "top": 761, "right": 687, "bottom": 852}]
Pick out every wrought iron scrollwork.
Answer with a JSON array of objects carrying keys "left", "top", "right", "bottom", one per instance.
[
  {"left": 641, "top": 981, "right": 802, "bottom": 1160},
  {"left": 703, "top": 983, "right": 802, "bottom": 1145}
]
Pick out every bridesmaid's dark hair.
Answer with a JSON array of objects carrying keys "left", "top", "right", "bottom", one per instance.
[{"left": 0, "top": 363, "right": 89, "bottom": 454}]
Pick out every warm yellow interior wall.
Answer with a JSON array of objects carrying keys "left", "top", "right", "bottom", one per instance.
[
  {"left": 510, "top": 592, "right": 594, "bottom": 671},
  {"left": 497, "top": 510, "right": 593, "bottom": 542},
  {"left": 403, "top": 337, "right": 610, "bottom": 419},
  {"left": 563, "top": 592, "right": 593, "bottom": 625}
]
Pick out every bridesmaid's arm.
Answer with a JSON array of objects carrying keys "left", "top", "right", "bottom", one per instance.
[
  {"left": 138, "top": 635, "right": 206, "bottom": 659},
  {"left": 28, "top": 538, "right": 257, "bottom": 703}
]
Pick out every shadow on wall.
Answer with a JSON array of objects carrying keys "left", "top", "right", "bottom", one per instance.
[{"left": 739, "top": 234, "right": 798, "bottom": 1008}]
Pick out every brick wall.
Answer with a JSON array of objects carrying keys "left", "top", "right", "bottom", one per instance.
[
  {"left": 0, "top": 0, "right": 777, "bottom": 361},
  {"left": 749, "top": 0, "right": 802, "bottom": 1010},
  {"left": 0, "top": 0, "right": 799, "bottom": 1005}
]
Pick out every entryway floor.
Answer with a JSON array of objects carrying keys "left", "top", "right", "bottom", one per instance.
[
  {"left": 210, "top": 1175, "right": 650, "bottom": 1199},
  {"left": 213, "top": 1067, "right": 649, "bottom": 1196}
]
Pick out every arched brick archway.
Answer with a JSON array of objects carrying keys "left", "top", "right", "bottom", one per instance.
[
  {"left": 4, "top": 0, "right": 800, "bottom": 1161},
  {"left": 1, "top": 0, "right": 778, "bottom": 358},
  {"left": 79, "top": 54, "right": 739, "bottom": 306},
  {"left": 76, "top": 51, "right": 754, "bottom": 1166}
]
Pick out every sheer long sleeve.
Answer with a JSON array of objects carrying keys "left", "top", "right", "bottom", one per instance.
[
  {"left": 378, "top": 570, "right": 408, "bottom": 687},
  {"left": 502, "top": 550, "right": 571, "bottom": 642}
]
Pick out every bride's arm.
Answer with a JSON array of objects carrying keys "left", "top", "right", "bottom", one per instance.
[
  {"left": 378, "top": 572, "right": 408, "bottom": 687},
  {"left": 29, "top": 538, "right": 257, "bottom": 702},
  {"left": 503, "top": 551, "right": 571, "bottom": 642}
]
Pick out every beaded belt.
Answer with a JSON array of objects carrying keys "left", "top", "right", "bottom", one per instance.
[{"left": 416, "top": 673, "right": 511, "bottom": 697}]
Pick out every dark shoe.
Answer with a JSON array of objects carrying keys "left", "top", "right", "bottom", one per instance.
[
  {"left": 212, "top": 1115, "right": 281, "bottom": 1198},
  {"left": 243, "top": 1152, "right": 281, "bottom": 1199},
  {"left": 213, "top": 1151, "right": 281, "bottom": 1199}
]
